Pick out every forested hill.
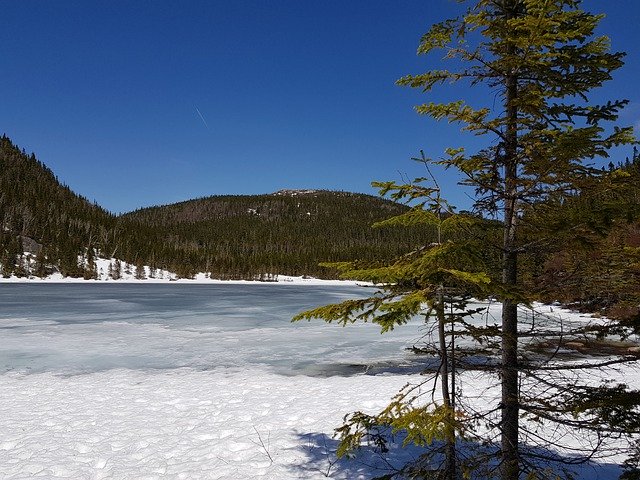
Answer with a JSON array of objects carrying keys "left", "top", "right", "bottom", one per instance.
[
  {"left": 0, "top": 136, "right": 436, "bottom": 280},
  {"left": 122, "top": 190, "right": 436, "bottom": 279},
  {"left": 126, "top": 189, "right": 401, "bottom": 225},
  {"left": 0, "top": 135, "right": 118, "bottom": 277}
]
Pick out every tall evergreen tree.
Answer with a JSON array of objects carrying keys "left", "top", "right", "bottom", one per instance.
[
  {"left": 297, "top": 1, "right": 637, "bottom": 478},
  {"left": 396, "top": 2, "right": 634, "bottom": 477},
  {"left": 134, "top": 260, "right": 146, "bottom": 280}
]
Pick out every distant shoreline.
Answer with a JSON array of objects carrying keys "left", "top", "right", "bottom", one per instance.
[{"left": 0, "top": 274, "right": 369, "bottom": 287}]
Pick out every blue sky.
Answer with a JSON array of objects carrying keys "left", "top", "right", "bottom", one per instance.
[{"left": 2, "top": 1, "right": 639, "bottom": 214}]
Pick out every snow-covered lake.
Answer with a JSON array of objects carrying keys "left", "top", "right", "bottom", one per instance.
[
  {"left": 0, "top": 284, "right": 627, "bottom": 479},
  {"left": 0, "top": 283, "right": 427, "bottom": 376},
  {"left": 0, "top": 283, "right": 431, "bottom": 479}
]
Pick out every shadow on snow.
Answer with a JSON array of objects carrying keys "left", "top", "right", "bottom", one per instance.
[{"left": 288, "top": 431, "right": 623, "bottom": 480}]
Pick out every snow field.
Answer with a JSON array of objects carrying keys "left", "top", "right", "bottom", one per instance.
[
  {"left": 0, "top": 256, "right": 366, "bottom": 286},
  {"left": 1, "top": 365, "right": 629, "bottom": 479},
  {"left": 0, "top": 368, "right": 413, "bottom": 479}
]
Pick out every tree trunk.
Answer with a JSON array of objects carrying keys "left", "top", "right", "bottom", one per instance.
[
  {"left": 501, "top": 251, "right": 519, "bottom": 480},
  {"left": 501, "top": 30, "right": 520, "bottom": 479},
  {"left": 437, "top": 295, "right": 456, "bottom": 480}
]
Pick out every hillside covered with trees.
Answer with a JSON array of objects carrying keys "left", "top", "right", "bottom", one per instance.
[
  {"left": 0, "top": 135, "right": 117, "bottom": 278},
  {"left": 523, "top": 149, "right": 640, "bottom": 321},
  {"left": 0, "top": 135, "right": 437, "bottom": 280},
  {"left": 123, "top": 189, "right": 439, "bottom": 279}
]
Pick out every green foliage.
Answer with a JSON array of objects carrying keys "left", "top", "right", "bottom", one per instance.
[
  {"left": 0, "top": 135, "right": 116, "bottom": 277},
  {"left": 295, "top": 1, "right": 639, "bottom": 478},
  {"left": 294, "top": 169, "right": 493, "bottom": 328},
  {"left": 123, "top": 190, "right": 436, "bottom": 280},
  {"left": 397, "top": 0, "right": 634, "bottom": 218},
  {"left": 0, "top": 136, "right": 437, "bottom": 280},
  {"left": 396, "top": 2, "right": 637, "bottom": 478},
  {"left": 294, "top": 170, "right": 495, "bottom": 478},
  {"left": 335, "top": 399, "right": 462, "bottom": 458},
  {"left": 525, "top": 157, "right": 640, "bottom": 320}
]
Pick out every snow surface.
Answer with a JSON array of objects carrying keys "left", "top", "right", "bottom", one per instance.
[
  {"left": 0, "top": 284, "right": 636, "bottom": 479},
  {"left": 0, "top": 368, "right": 630, "bottom": 479},
  {"left": 0, "top": 255, "right": 366, "bottom": 286},
  {"left": 0, "top": 368, "right": 416, "bottom": 479}
]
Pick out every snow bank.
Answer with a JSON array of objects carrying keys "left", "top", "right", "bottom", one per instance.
[
  {"left": 0, "top": 368, "right": 414, "bottom": 479},
  {"left": 0, "top": 274, "right": 365, "bottom": 286},
  {"left": 0, "top": 256, "right": 366, "bottom": 286},
  {"left": 0, "top": 366, "right": 629, "bottom": 479}
]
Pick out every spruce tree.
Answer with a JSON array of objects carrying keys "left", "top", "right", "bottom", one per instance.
[
  {"left": 296, "top": 157, "right": 496, "bottom": 478},
  {"left": 397, "top": 2, "right": 634, "bottom": 477},
  {"left": 34, "top": 249, "right": 48, "bottom": 278},
  {"left": 134, "top": 260, "right": 146, "bottom": 280},
  {"left": 84, "top": 248, "right": 98, "bottom": 280},
  {"left": 110, "top": 259, "right": 122, "bottom": 280},
  {"left": 2, "top": 235, "right": 21, "bottom": 277},
  {"left": 297, "top": 1, "right": 636, "bottom": 478}
]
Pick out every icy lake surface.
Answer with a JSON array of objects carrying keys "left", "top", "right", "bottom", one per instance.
[{"left": 0, "top": 283, "right": 425, "bottom": 376}]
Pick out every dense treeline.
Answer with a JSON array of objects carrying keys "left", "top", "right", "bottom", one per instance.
[
  {"left": 523, "top": 149, "right": 640, "bottom": 321},
  {"left": 0, "top": 136, "right": 436, "bottom": 280},
  {"left": 0, "top": 135, "right": 117, "bottom": 277},
  {"left": 123, "top": 190, "right": 438, "bottom": 279}
]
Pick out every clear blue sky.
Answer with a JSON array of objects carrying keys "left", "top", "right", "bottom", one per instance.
[{"left": 2, "top": 1, "right": 639, "bottom": 214}]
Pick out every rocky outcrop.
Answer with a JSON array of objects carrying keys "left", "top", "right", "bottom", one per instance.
[{"left": 20, "top": 236, "right": 42, "bottom": 255}]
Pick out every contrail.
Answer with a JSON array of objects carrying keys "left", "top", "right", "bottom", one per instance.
[{"left": 195, "top": 107, "right": 209, "bottom": 129}]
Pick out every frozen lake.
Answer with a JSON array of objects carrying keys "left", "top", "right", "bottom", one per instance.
[
  {"left": 0, "top": 283, "right": 425, "bottom": 376},
  {"left": 0, "top": 284, "right": 626, "bottom": 479},
  {"left": 0, "top": 283, "right": 432, "bottom": 479}
]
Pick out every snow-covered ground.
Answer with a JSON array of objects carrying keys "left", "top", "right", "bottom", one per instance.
[
  {"left": 0, "top": 255, "right": 366, "bottom": 285},
  {"left": 0, "top": 368, "right": 421, "bottom": 479},
  {"left": 0, "top": 368, "right": 630, "bottom": 479},
  {"left": 0, "top": 284, "right": 636, "bottom": 479},
  {"left": 0, "top": 272, "right": 363, "bottom": 285}
]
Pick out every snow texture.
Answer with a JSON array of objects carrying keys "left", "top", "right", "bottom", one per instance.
[{"left": 0, "top": 368, "right": 415, "bottom": 479}]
